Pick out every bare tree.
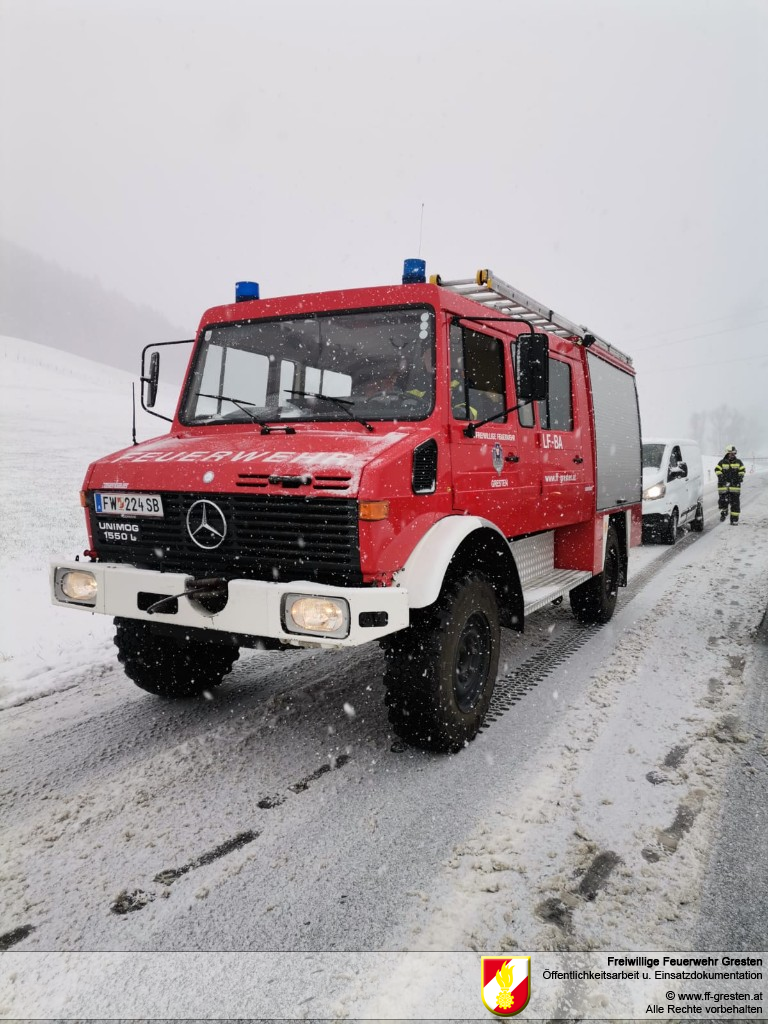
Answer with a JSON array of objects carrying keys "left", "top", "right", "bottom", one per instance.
[{"left": 690, "top": 404, "right": 765, "bottom": 456}]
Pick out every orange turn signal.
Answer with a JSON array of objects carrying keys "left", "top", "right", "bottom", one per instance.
[
  {"left": 80, "top": 490, "right": 88, "bottom": 507},
  {"left": 359, "top": 501, "right": 390, "bottom": 521}
]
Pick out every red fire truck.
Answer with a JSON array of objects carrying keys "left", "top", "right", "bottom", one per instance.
[{"left": 51, "top": 261, "right": 642, "bottom": 752}]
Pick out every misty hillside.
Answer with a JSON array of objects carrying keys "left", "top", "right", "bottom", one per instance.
[{"left": 0, "top": 237, "right": 187, "bottom": 373}]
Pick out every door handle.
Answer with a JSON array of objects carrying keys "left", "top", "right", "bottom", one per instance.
[
  {"left": 573, "top": 456, "right": 584, "bottom": 464},
  {"left": 505, "top": 453, "right": 520, "bottom": 463}
]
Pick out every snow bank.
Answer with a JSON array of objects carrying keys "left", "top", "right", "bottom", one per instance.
[{"left": 0, "top": 336, "right": 160, "bottom": 707}]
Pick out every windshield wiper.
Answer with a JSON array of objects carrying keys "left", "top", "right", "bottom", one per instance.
[
  {"left": 193, "top": 391, "right": 294, "bottom": 434},
  {"left": 286, "top": 390, "right": 374, "bottom": 432}
]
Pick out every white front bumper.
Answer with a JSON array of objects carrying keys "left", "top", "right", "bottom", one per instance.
[{"left": 50, "top": 562, "right": 410, "bottom": 648}]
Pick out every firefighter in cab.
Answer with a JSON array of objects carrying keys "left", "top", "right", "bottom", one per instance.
[{"left": 715, "top": 445, "right": 746, "bottom": 525}]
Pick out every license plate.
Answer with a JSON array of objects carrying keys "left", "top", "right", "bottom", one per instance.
[{"left": 94, "top": 492, "right": 164, "bottom": 517}]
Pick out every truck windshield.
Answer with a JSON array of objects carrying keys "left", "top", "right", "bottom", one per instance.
[{"left": 180, "top": 307, "right": 435, "bottom": 426}]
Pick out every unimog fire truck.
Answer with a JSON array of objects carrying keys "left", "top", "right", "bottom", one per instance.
[{"left": 51, "top": 261, "right": 642, "bottom": 752}]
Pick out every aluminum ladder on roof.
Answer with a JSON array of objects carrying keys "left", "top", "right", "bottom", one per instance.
[{"left": 431, "top": 268, "right": 632, "bottom": 366}]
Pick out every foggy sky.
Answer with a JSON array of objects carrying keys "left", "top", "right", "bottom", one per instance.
[{"left": 1, "top": 0, "right": 766, "bottom": 450}]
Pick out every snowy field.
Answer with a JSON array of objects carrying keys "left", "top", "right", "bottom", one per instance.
[
  {"left": 2, "top": 336, "right": 767, "bottom": 1019},
  {"left": 0, "top": 335, "right": 176, "bottom": 709}
]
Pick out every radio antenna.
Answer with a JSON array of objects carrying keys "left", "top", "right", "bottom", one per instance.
[
  {"left": 418, "top": 202, "right": 425, "bottom": 258},
  {"left": 131, "top": 382, "right": 138, "bottom": 445}
]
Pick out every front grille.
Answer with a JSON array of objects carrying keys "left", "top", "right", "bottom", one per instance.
[{"left": 89, "top": 492, "right": 361, "bottom": 586}]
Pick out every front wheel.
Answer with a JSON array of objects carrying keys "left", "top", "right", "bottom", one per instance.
[
  {"left": 114, "top": 618, "right": 240, "bottom": 697},
  {"left": 569, "top": 526, "right": 620, "bottom": 624},
  {"left": 663, "top": 509, "right": 679, "bottom": 545},
  {"left": 382, "top": 574, "right": 500, "bottom": 753}
]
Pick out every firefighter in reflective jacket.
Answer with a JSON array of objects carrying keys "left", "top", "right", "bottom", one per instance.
[{"left": 715, "top": 445, "right": 746, "bottom": 524}]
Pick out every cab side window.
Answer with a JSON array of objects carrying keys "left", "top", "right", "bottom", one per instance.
[
  {"left": 668, "top": 446, "right": 685, "bottom": 480},
  {"left": 449, "top": 323, "right": 506, "bottom": 421},
  {"left": 537, "top": 357, "right": 573, "bottom": 430}
]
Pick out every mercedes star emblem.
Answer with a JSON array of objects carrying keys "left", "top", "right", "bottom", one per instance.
[{"left": 186, "top": 499, "right": 227, "bottom": 550}]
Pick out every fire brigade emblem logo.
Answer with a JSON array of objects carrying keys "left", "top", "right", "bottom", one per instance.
[
  {"left": 481, "top": 957, "right": 531, "bottom": 1016},
  {"left": 492, "top": 442, "right": 504, "bottom": 475},
  {"left": 186, "top": 499, "right": 227, "bottom": 549}
]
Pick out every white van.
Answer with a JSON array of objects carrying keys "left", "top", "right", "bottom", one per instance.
[{"left": 642, "top": 438, "right": 704, "bottom": 544}]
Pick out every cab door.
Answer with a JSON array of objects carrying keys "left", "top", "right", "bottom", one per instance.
[
  {"left": 666, "top": 443, "right": 692, "bottom": 520},
  {"left": 535, "top": 351, "right": 591, "bottom": 527},
  {"left": 448, "top": 322, "right": 538, "bottom": 535}
]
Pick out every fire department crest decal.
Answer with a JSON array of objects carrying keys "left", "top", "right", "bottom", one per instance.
[
  {"left": 481, "top": 956, "right": 530, "bottom": 1016},
  {"left": 492, "top": 442, "right": 504, "bottom": 475}
]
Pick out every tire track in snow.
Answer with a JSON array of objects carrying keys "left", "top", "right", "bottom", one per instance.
[
  {"left": 0, "top": 643, "right": 380, "bottom": 818},
  {"left": 4, "top": 479, "right": 767, "bottom": 955},
  {"left": 0, "top": 642, "right": 384, "bottom": 948}
]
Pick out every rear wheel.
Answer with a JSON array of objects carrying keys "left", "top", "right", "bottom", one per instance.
[
  {"left": 382, "top": 574, "right": 500, "bottom": 753},
  {"left": 569, "top": 526, "right": 620, "bottom": 624},
  {"left": 690, "top": 501, "right": 704, "bottom": 533},
  {"left": 114, "top": 618, "right": 239, "bottom": 697}
]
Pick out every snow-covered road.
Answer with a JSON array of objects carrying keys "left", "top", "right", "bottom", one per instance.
[
  {"left": 2, "top": 478, "right": 767, "bottom": 956},
  {"left": 2, "top": 337, "right": 767, "bottom": 1017}
]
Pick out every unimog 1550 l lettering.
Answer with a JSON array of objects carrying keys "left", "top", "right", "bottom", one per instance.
[{"left": 51, "top": 261, "right": 642, "bottom": 752}]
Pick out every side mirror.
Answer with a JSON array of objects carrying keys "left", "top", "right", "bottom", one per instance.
[
  {"left": 515, "top": 332, "right": 549, "bottom": 402},
  {"left": 143, "top": 350, "right": 160, "bottom": 408},
  {"left": 138, "top": 338, "right": 194, "bottom": 424}
]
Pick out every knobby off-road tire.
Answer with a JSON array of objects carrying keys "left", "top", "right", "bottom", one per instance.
[
  {"left": 382, "top": 574, "right": 501, "bottom": 753},
  {"left": 569, "top": 525, "right": 620, "bottom": 625},
  {"left": 690, "top": 501, "right": 704, "bottom": 533},
  {"left": 114, "top": 617, "right": 240, "bottom": 697}
]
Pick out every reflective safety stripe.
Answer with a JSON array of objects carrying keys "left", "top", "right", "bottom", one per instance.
[
  {"left": 453, "top": 404, "right": 479, "bottom": 418},
  {"left": 408, "top": 386, "right": 478, "bottom": 418}
]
